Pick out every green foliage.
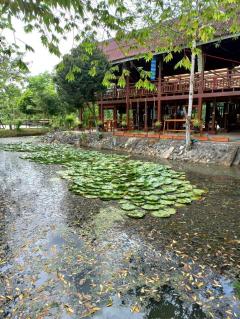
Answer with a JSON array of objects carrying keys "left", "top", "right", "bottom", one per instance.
[
  {"left": 14, "top": 119, "right": 23, "bottom": 130},
  {"left": 102, "top": 66, "right": 119, "bottom": 88},
  {"left": 0, "top": 56, "right": 27, "bottom": 94},
  {"left": 174, "top": 56, "right": 191, "bottom": 71},
  {"left": 192, "top": 118, "right": 201, "bottom": 128},
  {"left": 18, "top": 72, "right": 61, "bottom": 116},
  {"left": 1, "top": 1, "right": 121, "bottom": 64},
  {"left": 121, "top": 120, "right": 127, "bottom": 127},
  {"left": 65, "top": 114, "right": 76, "bottom": 126},
  {"left": 117, "top": 69, "right": 130, "bottom": 88},
  {"left": 49, "top": 116, "right": 65, "bottom": 130},
  {"left": 0, "top": 142, "right": 206, "bottom": 219},
  {"left": 155, "top": 121, "right": 162, "bottom": 129},
  {"left": 0, "top": 84, "right": 23, "bottom": 128},
  {"left": 64, "top": 114, "right": 79, "bottom": 129},
  {"left": 18, "top": 90, "right": 39, "bottom": 115},
  {"left": 97, "top": 120, "right": 103, "bottom": 127},
  {"left": 55, "top": 44, "right": 110, "bottom": 110}
]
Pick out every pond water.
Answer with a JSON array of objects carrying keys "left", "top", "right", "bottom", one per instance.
[{"left": 0, "top": 137, "right": 239, "bottom": 319}]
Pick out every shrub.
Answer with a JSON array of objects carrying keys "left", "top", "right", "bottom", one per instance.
[
  {"left": 14, "top": 119, "right": 23, "bottom": 130},
  {"left": 155, "top": 121, "right": 162, "bottom": 129},
  {"left": 50, "top": 116, "right": 65, "bottom": 130},
  {"left": 192, "top": 118, "right": 200, "bottom": 128},
  {"left": 65, "top": 114, "right": 76, "bottom": 129},
  {"left": 121, "top": 120, "right": 127, "bottom": 127}
]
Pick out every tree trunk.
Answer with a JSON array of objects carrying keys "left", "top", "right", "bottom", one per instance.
[
  {"left": 78, "top": 107, "right": 83, "bottom": 122},
  {"left": 186, "top": 40, "right": 196, "bottom": 150}
]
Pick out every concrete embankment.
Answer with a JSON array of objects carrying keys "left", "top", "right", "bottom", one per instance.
[{"left": 41, "top": 131, "right": 240, "bottom": 166}]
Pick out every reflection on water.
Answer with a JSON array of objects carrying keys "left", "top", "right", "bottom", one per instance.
[{"left": 93, "top": 287, "right": 206, "bottom": 319}]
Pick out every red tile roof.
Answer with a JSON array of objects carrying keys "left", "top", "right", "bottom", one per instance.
[
  {"left": 99, "top": 22, "right": 234, "bottom": 63},
  {"left": 98, "top": 38, "right": 148, "bottom": 63}
]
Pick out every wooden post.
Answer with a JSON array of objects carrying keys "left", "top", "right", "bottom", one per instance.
[
  {"left": 113, "top": 106, "right": 117, "bottom": 129},
  {"left": 212, "top": 101, "right": 216, "bottom": 134},
  {"left": 137, "top": 101, "right": 140, "bottom": 130},
  {"left": 102, "top": 106, "right": 105, "bottom": 124},
  {"left": 79, "top": 108, "right": 83, "bottom": 122},
  {"left": 157, "top": 57, "right": 162, "bottom": 122},
  {"left": 198, "top": 97, "right": 203, "bottom": 134},
  {"left": 126, "top": 75, "right": 130, "bottom": 129},
  {"left": 144, "top": 99, "right": 148, "bottom": 132}
]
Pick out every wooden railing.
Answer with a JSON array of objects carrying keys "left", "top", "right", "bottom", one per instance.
[{"left": 99, "top": 68, "right": 240, "bottom": 100}]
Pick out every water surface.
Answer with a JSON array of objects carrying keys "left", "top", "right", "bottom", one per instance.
[{"left": 0, "top": 137, "right": 239, "bottom": 318}]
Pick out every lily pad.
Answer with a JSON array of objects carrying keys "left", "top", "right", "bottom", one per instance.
[
  {"left": 142, "top": 204, "right": 163, "bottom": 211},
  {"left": 121, "top": 203, "right": 137, "bottom": 211},
  {"left": 177, "top": 198, "right": 192, "bottom": 204},
  {"left": 1, "top": 142, "right": 206, "bottom": 220},
  {"left": 145, "top": 195, "right": 159, "bottom": 202},
  {"left": 151, "top": 210, "right": 171, "bottom": 218},
  {"left": 193, "top": 188, "right": 206, "bottom": 196},
  {"left": 126, "top": 211, "right": 146, "bottom": 219}
]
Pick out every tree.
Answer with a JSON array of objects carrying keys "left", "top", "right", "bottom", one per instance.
[
  {"left": 18, "top": 72, "right": 61, "bottom": 116},
  {"left": 0, "top": 84, "right": 22, "bottom": 129},
  {"left": 0, "top": 55, "right": 27, "bottom": 128},
  {"left": 0, "top": 0, "right": 132, "bottom": 69},
  {"left": 18, "top": 90, "right": 38, "bottom": 116},
  {"left": 55, "top": 44, "right": 109, "bottom": 123}
]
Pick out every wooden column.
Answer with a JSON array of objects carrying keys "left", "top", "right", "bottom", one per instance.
[
  {"left": 113, "top": 106, "right": 117, "bottom": 129},
  {"left": 126, "top": 75, "right": 130, "bottom": 129},
  {"left": 144, "top": 99, "right": 148, "bottom": 132},
  {"left": 157, "top": 58, "right": 163, "bottom": 122},
  {"left": 102, "top": 106, "right": 105, "bottom": 124},
  {"left": 211, "top": 100, "right": 216, "bottom": 134},
  {"left": 79, "top": 108, "right": 83, "bottom": 122},
  {"left": 197, "top": 47, "right": 204, "bottom": 134},
  {"left": 98, "top": 104, "right": 102, "bottom": 121}
]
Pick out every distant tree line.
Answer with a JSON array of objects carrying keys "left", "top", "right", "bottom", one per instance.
[{"left": 0, "top": 44, "right": 109, "bottom": 129}]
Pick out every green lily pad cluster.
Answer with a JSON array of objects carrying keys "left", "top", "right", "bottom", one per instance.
[{"left": 0, "top": 143, "right": 206, "bottom": 219}]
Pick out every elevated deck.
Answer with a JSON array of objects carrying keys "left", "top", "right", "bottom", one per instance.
[{"left": 99, "top": 68, "right": 240, "bottom": 104}]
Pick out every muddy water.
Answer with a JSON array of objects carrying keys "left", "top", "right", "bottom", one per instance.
[{"left": 0, "top": 138, "right": 239, "bottom": 319}]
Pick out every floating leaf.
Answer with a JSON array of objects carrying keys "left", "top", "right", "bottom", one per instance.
[{"left": 126, "top": 211, "right": 146, "bottom": 219}]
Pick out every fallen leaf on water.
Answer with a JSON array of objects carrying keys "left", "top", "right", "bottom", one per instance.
[
  {"left": 64, "top": 304, "right": 74, "bottom": 314},
  {"left": 80, "top": 307, "right": 101, "bottom": 318},
  {"left": 131, "top": 304, "right": 140, "bottom": 313},
  {"left": 196, "top": 282, "right": 204, "bottom": 288},
  {"left": 106, "top": 298, "right": 113, "bottom": 307},
  {"left": 79, "top": 279, "right": 86, "bottom": 286}
]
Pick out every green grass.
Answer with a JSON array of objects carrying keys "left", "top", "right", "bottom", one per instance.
[{"left": 0, "top": 128, "right": 50, "bottom": 138}]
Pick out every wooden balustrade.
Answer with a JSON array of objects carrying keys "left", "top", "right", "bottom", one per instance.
[{"left": 98, "top": 68, "right": 240, "bottom": 101}]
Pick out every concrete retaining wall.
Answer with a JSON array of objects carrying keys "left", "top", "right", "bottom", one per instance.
[{"left": 41, "top": 131, "right": 240, "bottom": 166}]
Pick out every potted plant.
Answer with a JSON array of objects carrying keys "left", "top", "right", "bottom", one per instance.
[
  {"left": 154, "top": 120, "right": 162, "bottom": 132},
  {"left": 96, "top": 120, "right": 104, "bottom": 131},
  {"left": 121, "top": 120, "right": 127, "bottom": 130},
  {"left": 192, "top": 118, "right": 201, "bottom": 133}
]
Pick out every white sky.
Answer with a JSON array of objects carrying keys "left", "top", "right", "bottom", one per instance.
[
  {"left": 10, "top": 19, "right": 75, "bottom": 75},
  {"left": 10, "top": 17, "right": 111, "bottom": 76}
]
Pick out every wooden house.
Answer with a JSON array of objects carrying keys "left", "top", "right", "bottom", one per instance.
[{"left": 97, "top": 33, "right": 240, "bottom": 134}]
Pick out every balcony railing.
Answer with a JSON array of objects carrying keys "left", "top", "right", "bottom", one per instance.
[{"left": 99, "top": 68, "right": 240, "bottom": 101}]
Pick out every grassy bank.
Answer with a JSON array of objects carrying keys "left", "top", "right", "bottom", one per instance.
[{"left": 0, "top": 128, "right": 50, "bottom": 138}]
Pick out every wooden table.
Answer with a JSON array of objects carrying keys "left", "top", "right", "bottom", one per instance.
[{"left": 163, "top": 119, "right": 187, "bottom": 133}]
